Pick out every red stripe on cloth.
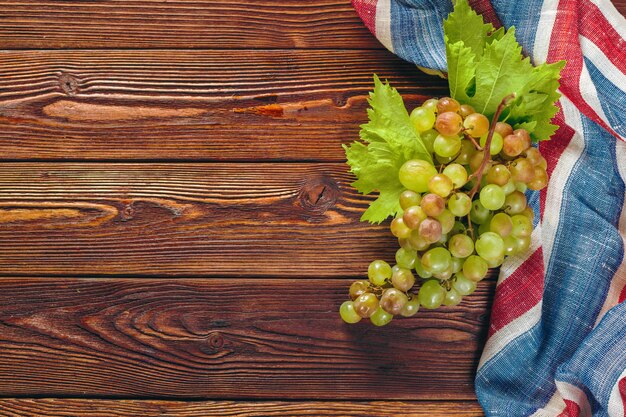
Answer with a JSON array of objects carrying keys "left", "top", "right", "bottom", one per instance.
[
  {"left": 351, "top": 0, "right": 378, "bottom": 36},
  {"left": 619, "top": 283, "right": 626, "bottom": 303},
  {"left": 468, "top": 0, "right": 502, "bottom": 27},
  {"left": 488, "top": 248, "right": 545, "bottom": 337},
  {"left": 580, "top": 0, "right": 626, "bottom": 73},
  {"left": 619, "top": 377, "right": 626, "bottom": 417},
  {"left": 557, "top": 400, "right": 581, "bottom": 417}
]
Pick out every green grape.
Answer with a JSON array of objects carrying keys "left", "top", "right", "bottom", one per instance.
[
  {"left": 349, "top": 280, "right": 369, "bottom": 300},
  {"left": 400, "top": 297, "right": 420, "bottom": 317},
  {"left": 469, "top": 151, "right": 486, "bottom": 173},
  {"left": 511, "top": 215, "right": 533, "bottom": 238},
  {"left": 437, "top": 233, "right": 449, "bottom": 245},
  {"left": 503, "top": 235, "right": 518, "bottom": 256},
  {"left": 422, "top": 98, "right": 439, "bottom": 114},
  {"left": 414, "top": 256, "right": 433, "bottom": 279},
  {"left": 470, "top": 200, "right": 491, "bottom": 224},
  {"left": 339, "top": 301, "right": 362, "bottom": 323},
  {"left": 454, "top": 140, "right": 477, "bottom": 165},
  {"left": 368, "top": 260, "right": 392, "bottom": 286},
  {"left": 452, "top": 272, "right": 477, "bottom": 296},
  {"left": 418, "top": 280, "right": 446, "bottom": 309},
  {"left": 490, "top": 212, "right": 513, "bottom": 237},
  {"left": 443, "top": 288, "right": 463, "bottom": 306},
  {"left": 528, "top": 167, "right": 548, "bottom": 190},
  {"left": 436, "top": 209, "right": 455, "bottom": 234},
  {"left": 486, "top": 164, "right": 511, "bottom": 186},
  {"left": 370, "top": 306, "right": 393, "bottom": 326},
  {"left": 450, "top": 221, "right": 467, "bottom": 236},
  {"left": 399, "top": 190, "right": 422, "bottom": 210},
  {"left": 380, "top": 288, "right": 408, "bottom": 315},
  {"left": 421, "top": 247, "right": 452, "bottom": 274},
  {"left": 476, "top": 232, "right": 505, "bottom": 261},
  {"left": 410, "top": 107, "right": 436, "bottom": 132},
  {"left": 398, "top": 238, "right": 415, "bottom": 251},
  {"left": 436, "top": 153, "right": 456, "bottom": 165},
  {"left": 486, "top": 254, "right": 504, "bottom": 268},
  {"left": 480, "top": 184, "right": 506, "bottom": 210},
  {"left": 433, "top": 134, "right": 462, "bottom": 157},
  {"left": 390, "top": 217, "right": 412, "bottom": 239},
  {"left": 403, "top": 205, "right": 427, "bottom": 229},
  {"left": 421, "top": 129, "right": 438, "bottom": 154},
  {"left": 392, "top": 267, "right": 415, "bottom": 292},
  {"left": 399, "top": 159, "right": 437, "bottom": 193},
  {"left": 478, "top": 217, "right": 492, "bottom": 235},
  {"left": 521, "top": 207, "right": 535, "bottom": 221},
  {"left": 428, "top": 173, "right": 454, "bottom": 197},
  {"left": 437, "top": 97, "right": 461, "bottom": 113},
  {"left": 408, "top": 230, "right": 430, "bottom": 251},
  {"left": 448, "top": 234, "right": 474, "bottom": 258},
  {"left": 504, "top": 191, "right": 527, "bottom": 215},
  {"left": 395, "top": 247, "right": 417, "bottom": 269},
  {"left": 433, "top": 265, "right": 454, "bottom": 280},
  {"left": 459, "top": 104, "right": 476, "bottom": 118},
  {"left": 463, "top": 255, "right": 489, "bottom": 282},
  {"left": 435, "top": 112, "right": 463, "bottom": 136},
  {"left": 495, "top": 122, "right": 513, "bottom": 138},
  {"left": 515, "top": 235, "right": 531, "bottom": 252},
  {"left": 353, "top": 293, "right": 379, "bottom": 318},
  {"left": 443, "top": 163, "right": 468, "bottom": 188},
  {"left": 421, "top": 193, "right": 445, "bottom": 217},
  {"left": 464, "top": 113, "right": 490, "bottom": 138},
  {"left": 450, "top": 256, "right": 464, "bottom": 273},
  {"left": 448, "top": 193, "right": 472, "bottom": 217},
  {"left": 502, "top": 179, "right": 517, "bottom": 195},
  {"left": 478, "top": 132, "right": 504, "bottom": 155},
  {"left": 510, "top": 158, "right": 535, "bottom": 183}
]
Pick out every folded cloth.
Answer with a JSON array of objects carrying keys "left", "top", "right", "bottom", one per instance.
[{"left": 351, "top": 1, "right": 626, "bottom": 416}]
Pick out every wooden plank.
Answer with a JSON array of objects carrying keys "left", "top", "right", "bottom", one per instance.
[
  {"left": 0, "top": 50, "right": 447, "bottom": 161},
  {"left": 0, "top": 162, "right": 403, "bottom": 276},
  {"left": 0, "top": 0, "right": 380, "bottom": 49},
  {"left": 0, "top": 278, "right": 494, "bottom": 399},
  {"left": 0, "top": 399, "right": 485, "bottom": 416}
]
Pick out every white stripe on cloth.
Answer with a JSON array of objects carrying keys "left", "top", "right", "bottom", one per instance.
[
  {"left": 532, "top": 0, "right": 559, "bottom": 65},
  {"left": 375, "top": 0, "right": 394, "bottom": 53},
  {"left": 587, "top": 0, "right": 626, "bottom": 39},
  {"left": 608, "top": 369, "right": 626, "bottom": 417},
  {"left": 530, "top": 381, "right": 592, "bottom": 417},
  {"left": 580, "top": 36, "right": 626, "bottom": 95}
]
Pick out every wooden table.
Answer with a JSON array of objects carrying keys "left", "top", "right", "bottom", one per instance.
[{"left": 0, "top": 2, "right": 623, "bottom": 416}]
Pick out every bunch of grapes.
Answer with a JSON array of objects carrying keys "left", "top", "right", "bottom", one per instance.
[{"left": 340, "top": 95, "right": 548, "bottom": 326}]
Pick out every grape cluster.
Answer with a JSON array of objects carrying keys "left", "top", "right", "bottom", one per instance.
[{"left": 340, "top": 96, "right": 548, "bottom": 326}]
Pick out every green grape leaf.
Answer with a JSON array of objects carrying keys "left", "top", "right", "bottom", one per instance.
[{"left": 343, "top": 75, "right": 432, "bottom": 224}]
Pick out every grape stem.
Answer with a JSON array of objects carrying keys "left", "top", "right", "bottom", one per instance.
[
  {"left": 468, "top": 93, "right": 516, "bottom": 200},
  {"left": 465, "top": 134, "right": 483, "bottom": 151}
]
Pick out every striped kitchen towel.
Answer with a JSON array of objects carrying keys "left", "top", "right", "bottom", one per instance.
[{"left": 351, "top": 0, "right": 626, "bottom": 416}]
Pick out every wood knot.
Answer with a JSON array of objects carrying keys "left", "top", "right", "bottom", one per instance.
[
  {"left": 208, "top": 332, "right": 224, "bottom": 349},
  {"left": 120, "top": 203, "right": 135, "bottom": 221},
  {"left": 298, "top": 176, "right": 338, "bottom": 215},
  {"left": 58, "top": 72, "right": 79, "bottom": 96}
]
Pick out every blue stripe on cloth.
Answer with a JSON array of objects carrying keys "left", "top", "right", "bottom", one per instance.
[
  {"left": 583, "top": 57, "right": 626, "bottom": 138},
  {"left": 389, "top": 0, "right": 451, "bottom": 72},
  {"left": 475, "top": 115, "right": 626, "bottom": 416},
  {"left": 489, "top": 0, "right": 544, "bottom": 58}
]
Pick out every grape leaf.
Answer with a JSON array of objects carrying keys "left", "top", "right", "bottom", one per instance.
[{"left": 343, "top": 75, "right": 432, "bottom": 224}]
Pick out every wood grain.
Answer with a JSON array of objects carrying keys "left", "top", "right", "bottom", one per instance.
[
  {"left": 0, "top": 50, "right": 447, "bottom": 161},
  {"left": 0, "top": 0, "right": 380, "bottom": 49},
  {"left": 0, "top": 278, "right": 494, "bottom": 399},
  {"left": 0, "top": 399, "right": 485, "bottom": 416}
]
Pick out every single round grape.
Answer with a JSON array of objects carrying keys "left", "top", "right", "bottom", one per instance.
[
  {"left": 476, "top": 232, "right": 505, "bottom": 261},
  {"left": 504, "top": 191, "right": 527, "bottom": 215},
  {"left": 515, "top": 235, "right": 531, "bottom": 253},
  {"left": 390, "top": 217, "right": 411, "bottom": 239},
  {"left": 380, "top": 288, "right": 408, "bottom": 315},
  {"left": 480, "top": 184, "right": 506, "bottom": 210},
  {"left": 403, "top": 205, "right": 427, "bottom": 229},
  {"left": 422, "top": 98, "right": 439, "bottom": 113},
  {"left": 511, "top": 214, "right": 533, "bottom": 238},
  {"left": 490, "top": 212, "right": 513, "bottom": 237},
  {"left": 494, "top": 122, "right": 513, "bottom": 138},
  {"left": 510, "top": 158, "right": 535, "bottom": 183},
  {"left": 503, "top": 134, "right": 526, "bottom": 157},
  {"left": 421, "top": 193, "right": 445, "bottom": 217},
  {"left": 339, "top": 301, "right": 362, "bottom": 323},
  {"left": 450, "top": 256, "right": 464, "bottom": 273},
  {"left": 398, "top": 238, "right": 415, "bottom": 251},
  {"left": 349, "top": 280, "right": 369, "bottom": 300},
  {"left": 418, "top": 280, "right": 446, "bottom": 309},
  {"left": 448, "top": 233, "right": 475, "bottom": 258},
  {"left": 400, "top": 297, "right": 420, "bottom": 317},
  {"left": 437, "top": 97, "right": 461, "bottom": 113},
  {"left": 414, "top": 256, "right": 433, "bottom": 279},
  {"left": 470, "top": 200, "right": 491, "bottom": 224},
  {"left": 503, "top": 235, "right": 518, "bottom": 256},
  {"left": 392, "top": 267, "right": 415, "bottom": 292},
  {"left": 428, "top": 173, "right": 455, "bottom": 197},
  {"left": 433, "top": 264, "right": 454, "bottom": 280},
  {"left": 502, "top": 179, "right": 517, "bottom": 195},
  {"left": 515, "top": 181, "right": 528, "bottom": 193},
  {"left": 469, "top": 151, "right": 486, "bottom": 172},
  {"left": 436, "top": 209, "right": 455, "bottom": 234},
  {"left": 454, "top": 140, "right": 477, "bottom": 165},
  {"left": 419, "top": 218, "right": 443, "bottom": 243},
  {"left": 513, "top": 129, "right": 532, "bottom": 151},
  {"left": 459, "top": 104, "right": 476, "bottom": 118},
  {"left": 435, "top": 112, "right": 463, "bottom": 136},
  {"left": 421, "top": 129, "right": 438, "bottom": 153},
  {"left": 480, "top": 132, "right": 504, "bottom": 155},
  {"left": 398, "top": 159, "right": 438, "bottom": 193},
  {"left": 410, "top": 107, "right": 437, "bottom": 132},
  {"left": 368, "top": 260, "right": 392, "bottom": 286},
  {"left": 463, "top": 255, "right": 489, "bottom": 282},
  {"left": 464, "top": 112, "right": 490, "bottom": 137},
  {"left": 521, "top": 207, "right": 535, "bottom": 221},
  {"left": 452, "top": 272, "right": 477, "bottom": 296},
  {"left": 528, "top": 167, "right": 548, "bottom": 190},
  {"left": 370, "top": 306, "right": 393, "bottom": 326},
  {"left": 396, "top": 247, "right": 417, "bottom": 269},
  {"left": 443, "top": 288, "right": 463, "bottom": 306},
  {"left": 421, "top": 247, "right": 452, "bottom": 274},
  {"left": 478, "top": 217, "right": 492, "bottom": 235},
  {"left": 408, "top": 230, "right": 430, "bottom": 251},
  {"left": 353, "top": 293, "right": 379, "bottom": 318},
  {"left": 399, "top": 190, "right": 422, "bottom": 210},
  {"left": 443, "top": 163, "right": 468, "bottom": 188},
  {"left": 525, "top": 147, "right": 543, "bottom": 166},
  {"left": 447, "top": 193, "right": 471, "bottom": 217},
  {"left": 433, "top": 134, "right": 462, "bottom": 158},
  {"left": 486, "top": 164, "right": 511, "bottom": 186}
]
